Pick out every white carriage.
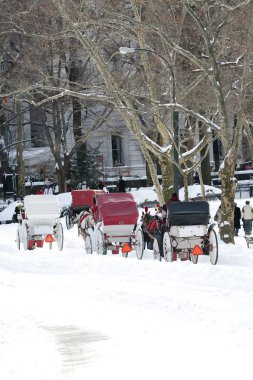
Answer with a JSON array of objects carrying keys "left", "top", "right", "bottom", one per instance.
[{"left": 16, "top": 194, "right": 63, "bottom": 251}]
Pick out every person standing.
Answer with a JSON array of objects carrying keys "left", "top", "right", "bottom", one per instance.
[
  {"left": 97, "top": 180, "right": 104, "bottom": 190},
  {"left": 117, "top": 176, "right": 126, "bottom": 192},
  {"left": 54, "top": 184, "right": 59, "bottom": 195},
  {"left": 234, "top": 203, "right": 241, "bottom": 236},
  {"left": 242, "top": 200, "right": 253, "bottom": 235},
  {"left": 166, "top": 193, "right": 180, "bottom": 205},
  {"left": 193, "top": 172, "right": 200, "bottom": 184}
]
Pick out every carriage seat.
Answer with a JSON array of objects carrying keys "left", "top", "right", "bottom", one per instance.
[
  {"left": 167, "top": 201, "right": 210, "bottom": 226},
  {"left": 24, "top": 195, "right": 61, "bottom": 225}
]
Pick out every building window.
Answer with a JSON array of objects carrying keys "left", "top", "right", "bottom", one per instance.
[{"left": 111, "top": 135, "right": 125, "bottom": 166}]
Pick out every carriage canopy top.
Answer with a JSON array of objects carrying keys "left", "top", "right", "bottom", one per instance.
[
  {"left": 24, "top": 194, "right": 61, "bottom": 218},
  {"left": 167, "top": 201, "right": 210, "bottom": 226},
  {"left": 97, "top": 193, "right": 139, "bottom": 226},
  {"left": 71, "top": 189, "right": 104, "bottom": 209}
]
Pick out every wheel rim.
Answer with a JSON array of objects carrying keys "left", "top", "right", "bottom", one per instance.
[
  {"left": 85, "top": 235, "right": 92, "bottom": 254},
  {"left": 66, "top": 213, "right": 71, "bottom": 230},
  {"left": 136, "top": 229, "right": 144, "bottom": 260},
  {"left": 16, "top": 230, "right": 20, "bottom": 250},
  {"left": 23, "top": 224, "right": 28, "bottom": 251},
  {"left": 190, "top": 252, "right": 198, "bottom": 264},
  {"left": 209, "top": 229, "right": 218, "bottom": 265},
  {"left": 56, "top": 223, "right": 64, "bottom": 251},
  {"left": 163, "top": 232, "right": 173, "bottom": 262},
  {"left": 153, "top": 239, "right": 161, "bottom": 261}
]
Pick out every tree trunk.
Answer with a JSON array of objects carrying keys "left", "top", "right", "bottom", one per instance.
[
  {"left": 16, "top": 99, "right": 25, "bottom": 198},
  {"left": 219, "top": 161, "right": 237, "bottom": 244},
  {"left": 56, "top": 163, "right": 68, "bottom": 193},
  {"left": 161, "top": 158, "right": 173, "bottom": 204}
]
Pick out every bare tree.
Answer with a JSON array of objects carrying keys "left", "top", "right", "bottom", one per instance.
[{"left": 1, "top": 0, "right": 253, "bottom": 244}]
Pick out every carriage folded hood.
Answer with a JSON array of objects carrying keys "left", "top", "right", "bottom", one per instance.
[
  {"left": 97, "top": 193, "right": 139, "bottom": 225},
  {"left": 167, "top": 201, "right": 210, "bottom": 226}
]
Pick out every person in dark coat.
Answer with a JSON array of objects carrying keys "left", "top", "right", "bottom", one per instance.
[
  {"left": 193, "top": 172, "right": 200, "bottom": 184},
  {"left": 97, "top": 180, "right": 104, "bottom": 190},
  {"left": 234, "top": 203, "right": 241, "bottom": 236},
  {"left": 117, "top": 176, "right": 126, "bottom": 192}
]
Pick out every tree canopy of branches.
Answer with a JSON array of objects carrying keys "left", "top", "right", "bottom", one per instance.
[{"left": 1, "top": 0, "right": 253, "bottom": 243}]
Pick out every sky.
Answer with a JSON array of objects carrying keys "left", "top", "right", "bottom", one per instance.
[{"left": 0, "top": 186, "right": 253, "bottom": 380}]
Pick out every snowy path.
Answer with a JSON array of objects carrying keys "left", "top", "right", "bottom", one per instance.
[{"left": 0, "top": 221, "right": 253, "bottom": 380}]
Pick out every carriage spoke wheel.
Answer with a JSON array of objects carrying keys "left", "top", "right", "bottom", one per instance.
[
  {"left": 97, "top": 230, "right": 107, "bottom": 255},
  {"left": 65, "top": 210, "right": 73, "bottom": 230},
  {"left": 135, "top": 228, "right": 144, "bottom": 260},
  {"left": 16, "top": 229, "right": 20, "bottom": 250},
  {"left": 163, "top": 231, "right": 173, "bottom": 262},
  {"left": 56, "top": 223, "right": 64, "bottom": 251},
  {"left": 22, "top": 223, "right": 29, "bottom": 251},
  {"left": 208, "top": 228, "right": 218, "bottom": 265},
  {"left": 153, "top": 239, "right": 161, "bottom": 261},
  {"left": 190, "top": 251, "right": 198, "bottom": 264},
  {"left": 85, "top": 234, "right": 93, "bottom": 254}
]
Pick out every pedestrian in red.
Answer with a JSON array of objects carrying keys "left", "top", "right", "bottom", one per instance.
[{"left": 166, "top": 193, "right": 180, "bottom": 205}]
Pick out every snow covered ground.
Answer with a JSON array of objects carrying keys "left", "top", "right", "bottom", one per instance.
[{"left": 0, "top": 187, "right": 253, "bottom": 380}]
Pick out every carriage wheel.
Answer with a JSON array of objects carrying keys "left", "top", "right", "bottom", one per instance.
[
  {"left": 153, "top": 239, "right": 161, "bottom": 261},
  {"left": 190, "top": 251, "right": 198, "bottom": 264},
  {"left": 22, "top": 223, "right": 29, "bottom": 251},
  {"left": 97, "top": 230, "right": 107, "bottom": 255},
  {"left": 65, "top": 210, "right": 73, "bottom": 230},
  {"left": 85, "top": 234, "right": 93, "bottom": 254},
  {"left": 135, "top": 228, "right": 144, "bottom": 260},
  {"left": 56, "top": 223, "right": 64, "bottom": 251},
  {"left": 163, "top": 231, "right": 173, "bottom": 262},
  {"left": 16, "top": 229, "right": 20, "bottom": 250},
  {"left": 208, "top": 228, "right": 218, "bottom": 265}
]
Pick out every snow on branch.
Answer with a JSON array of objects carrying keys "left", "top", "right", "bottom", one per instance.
[
  {"left": 140, "top": 131, "right": 172, "bottom": 155},
  {"left": 154, "top": 102, "right": 221, "bottom": 131}
]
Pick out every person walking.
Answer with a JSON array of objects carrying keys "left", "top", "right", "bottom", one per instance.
[
  {"left": 117, "top": 176, "right": 126, "bottom": 192},
  {"left": 242, "top": 200, "right": 253, "bottom": 235},
  {"left": 234, "top": 203, "right": 241, "bottom": 236}
]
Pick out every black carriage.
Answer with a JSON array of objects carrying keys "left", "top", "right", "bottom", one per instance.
[{"left": 142, "top": 201, "right": 218, "bottom": 265}]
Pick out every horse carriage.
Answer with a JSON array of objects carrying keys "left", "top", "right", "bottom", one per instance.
[
  {"left": 142, "top": 201, "right": 218, "bottom": 265},
  {"left": 65, "top": 189, "right": 104, "bottom": 230},
  {"left": 79, "top": 192, "right": 144, "bottom": 257},
  {"left": 16, "top": 194, "right": 64, "bottom": 251}
]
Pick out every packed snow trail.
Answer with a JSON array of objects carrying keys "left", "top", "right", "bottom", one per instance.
[{"left": 0, "top": 214, "right": 253, "bottom": 379}]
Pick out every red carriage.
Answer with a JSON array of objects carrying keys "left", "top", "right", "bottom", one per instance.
[
  {"left": 65, "top": 189, "right": 104, "bottom": 230},
  {"left": 80, "top": 192, "right": 144, "bottom": 257}
]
